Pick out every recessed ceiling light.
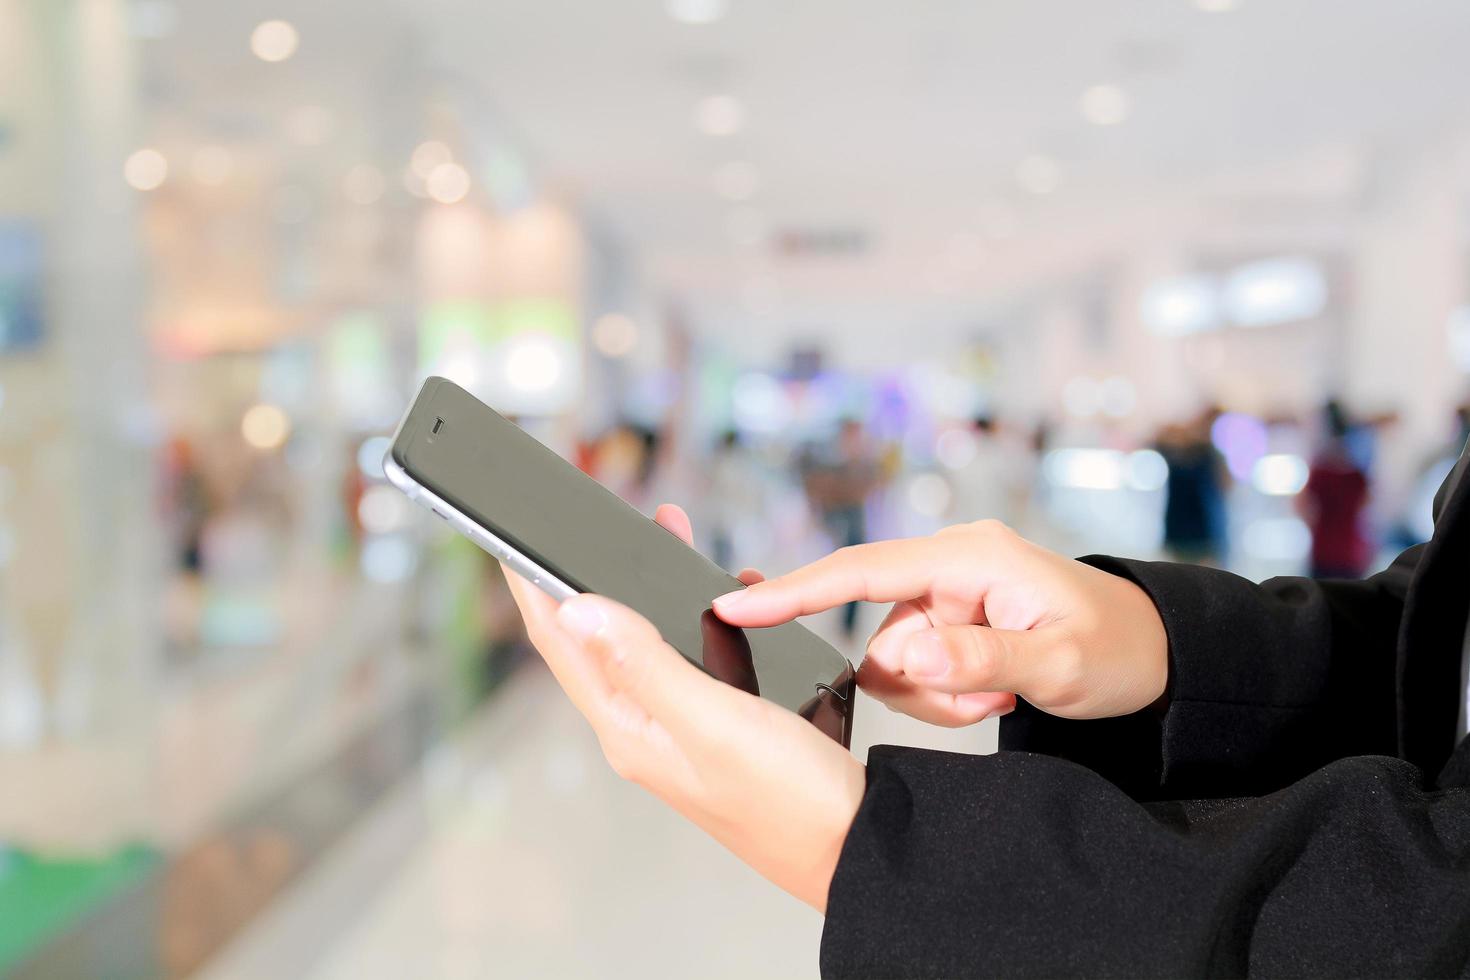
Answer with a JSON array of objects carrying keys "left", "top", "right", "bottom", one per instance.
[
  {"left": 666, "top": 0, "right": 727, "bottom": 25},
  {"left": 411, "top": 141, "right": 453, "bottom": 179},
  {"left": 695, "top": 94, "right": 744, "bottom": 136},
  {"left": 1079, "top": 84, "right": 1130, "bottom": 126},
  {"left": 1194, "top": 0, "right": 1239, "bottom": 12},
  {"left": 250, "top": 20, "right": 298, "bottom": 62},
  {"left": 426, "top": 163, "right": 471, "bottom": 205},
  {"left": 123, "top": 148, "right": 168, "bottom": 191}
]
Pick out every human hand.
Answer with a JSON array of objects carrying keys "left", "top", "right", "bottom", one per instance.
[
  {"left": 502, "top": 504, "right": 866, "bottom": 913},
  {"left": 713, "top": 520, "right": 1168, "bottom": 726}
]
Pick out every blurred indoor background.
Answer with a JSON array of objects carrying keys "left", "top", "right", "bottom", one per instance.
[{"left": 3, "top": 0, "right": 1470, "bottom": 976}]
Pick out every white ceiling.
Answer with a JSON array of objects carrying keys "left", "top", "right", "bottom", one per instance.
[
  {"left": 408, "top": 0, "right": 1470, "bottom": 312},
  {"left": 117, "top": 0, "right": 1470, "bottom": 361}
]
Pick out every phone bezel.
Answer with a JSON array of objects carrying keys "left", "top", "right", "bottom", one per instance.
[{"left": 383, "top": 453, "right": 577, "bottom": 602}]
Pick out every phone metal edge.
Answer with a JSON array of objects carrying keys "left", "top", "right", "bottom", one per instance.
[{"left": 383, "top": 455, "right": 578, "bottom": 603}]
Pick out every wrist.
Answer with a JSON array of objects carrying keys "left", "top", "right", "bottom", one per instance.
[
  {"left": 803, "top": 758, "right": 866, "bottom": 914},
  {"left": 1120, "top": 578, "right": 1170, "bottom": 711}
]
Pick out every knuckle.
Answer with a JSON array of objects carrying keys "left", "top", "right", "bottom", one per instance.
[
  {"left": 975, "top": 518, "right": 1014, "bottom": 539},
  {"left": 938, "top": 518, "right": 1013, "bottom": 547}
]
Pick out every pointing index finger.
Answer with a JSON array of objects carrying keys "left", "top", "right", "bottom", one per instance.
[{"left": 713, "top": 538, "right": 939, "bottom": 627}]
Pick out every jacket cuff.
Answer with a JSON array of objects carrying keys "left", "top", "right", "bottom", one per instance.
[
  {"left": 1077, "top": 555, "right": 1318, "bottom": 796},
  {"left": 820, "top": 745, "right": 1018, "bottom": 978},
  {"left": 820, "top": 745, "right": 1185, "bottom": 978}
]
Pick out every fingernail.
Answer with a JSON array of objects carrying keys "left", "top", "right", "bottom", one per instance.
[
  {"left": 712, "top": 590, "right": 747, "bottom": 612},
  {"left": 905, "top": 632, "right": 950, "bottom": 678},
  {"left": 558, "top": 597, "right": 607, "bottom": 640}
]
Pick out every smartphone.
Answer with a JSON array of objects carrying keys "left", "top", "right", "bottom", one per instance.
[{"left": 384, "top": 377, "right": 855, "bottom": 747}]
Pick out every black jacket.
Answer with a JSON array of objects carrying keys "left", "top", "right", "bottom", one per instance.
[{"left": 821, "top": 443, "right": 1470, "bottom": 978}]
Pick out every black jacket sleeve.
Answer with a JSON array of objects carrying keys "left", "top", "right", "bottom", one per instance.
[
  {"left": 821, "top": 745, "right": 1470, "bottom": 979},
  {"left": 1007, "top": 547, "right": 1422, "bottom": 799}
]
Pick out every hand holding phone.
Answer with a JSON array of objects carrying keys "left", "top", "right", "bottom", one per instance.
[
  {"left": 385, "top": 377, "right": 855, "bottom": 745},
  {"left": 505, "top": 504, "right": 866, "bottom": 914}
]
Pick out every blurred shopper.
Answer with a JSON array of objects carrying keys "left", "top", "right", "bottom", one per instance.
[
  {"left": 507, "top": 423, "right": 1470, "bottom": 975},
  {"left": 1397, "top": 403, "right": 1470, "bottom": 546},
  {"left": 340, "top": 441, "right": 369, "bottom": 549},
  {"left": 948, "top": 415, "right": 1033, "bottom": 527},
  {"left": 1301, "top": 400, "right": 1374, "bottom": 578},
  {"left": 591, "top": 423, "right": 658, "bottom": 509},
  {"left": 800, "top": 419, "right": 883, "bottom": 640},
  {"left": 1155, "top": 408, "right": 1228, "bottom": 565},
  {"left": 706, "top": 429, "right": 766, "bottom": 572},
  {"left": 159, "top": 436, "right": 212, "bottom": 651},
  {"left": 161, "top": 436, "right": 210, "bottom": 577}
]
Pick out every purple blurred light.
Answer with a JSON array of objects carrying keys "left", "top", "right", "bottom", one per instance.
[{"left": 1210, "top": 412, "right": 1268, "bottom": 481}]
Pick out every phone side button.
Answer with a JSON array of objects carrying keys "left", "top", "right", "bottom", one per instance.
[{"left": 480, "top": 537, "right": 511, "bottom": 562}]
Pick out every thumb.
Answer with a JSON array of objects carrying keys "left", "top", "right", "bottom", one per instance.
[
  {"left": 557, "top": 594, "right": 747, "bottom": 744},
  {"left": 901, "top": 623, "right": 1076, "bottom": 705}
]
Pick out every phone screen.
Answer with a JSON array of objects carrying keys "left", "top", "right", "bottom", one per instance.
[{"left": 390, "top": 378, "right": 854, "bottom": 743}]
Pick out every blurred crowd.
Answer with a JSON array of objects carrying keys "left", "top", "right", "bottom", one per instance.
[{"left": 149, "top": 374, "right": 1470, "bottom": 666}]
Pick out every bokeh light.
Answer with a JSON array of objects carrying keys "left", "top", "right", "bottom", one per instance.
[
  {"left": 411, "top": 141, "right": 453, "bottom": 179},
  {"left": 357, "top": 436, "right": 393, "bottom": 480},
  {"left": 1079, "top": 84, "right": 1130, "bottom": 126},
  {"left": 592, "top": 314, "right": 638, "bottom": 358},
  {"left": 426, "top": 163, "right": 471, "bottom": 205},
  {"left": 666, "top": 0, "right": 727, "bottom": 24},
  {"left": 250, "top": 19, "right": 298, "bottom": 62},
  {"left": 241, "top": 404, "right": 291, "bottom": 450},
  {"left": 123, "top": 148, "right": 168, "bottom": 191},
  {"left": 503, "top": 334, "right": 564, "bottom": 393},
  {"left": 1252, "top": 453, "right": 1310, "bottom": 496}
]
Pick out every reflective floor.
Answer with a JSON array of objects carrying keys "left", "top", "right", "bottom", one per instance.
[{"left": 199, "top": 612, "right": 996, "bottom": 980}]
